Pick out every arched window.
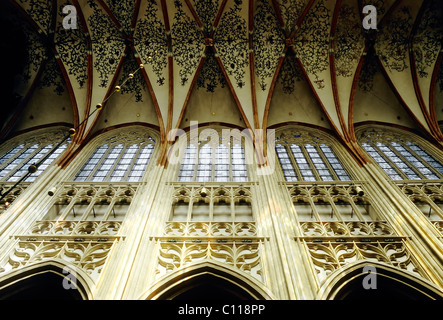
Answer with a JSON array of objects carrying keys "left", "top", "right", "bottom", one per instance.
[
  {"left": 358, "top": 128, "right": 443, "bottom": 181},
  {"left": 73, "top": 128, "right": 156, "bottom": 182},
  {"left": 0, "top": 128, "right": 70, "bottom": 183},
  {"left": 177, "top": 129, "right": 248, "bottom": 182},
  {"left": 275, "top": 129, "right": 351, "bottom": 182}
]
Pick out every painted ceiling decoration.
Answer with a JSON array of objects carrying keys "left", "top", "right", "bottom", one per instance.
[
  {"left": 2, "top": 0, "right": 443, "bottom": 167},
  {"left": 103, "top": 0, "right": 137, "bottom": 35},
  {"left": 278, "top": 50, "right": 304, "bottom": 95},
  {"left": 196, "top": 50, "right": 227, "bottom": 93}
]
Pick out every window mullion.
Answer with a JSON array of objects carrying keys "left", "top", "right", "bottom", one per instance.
[
  {"left": 372, "top": 144, "right": 407, "bottom": 180},
  {"left": 315, "top": 145, "right": 337, "bottom": 180},
  {"left": 126, "top": 143, "right": 154, "bottom": 181},
  {"left": 193, "top": 144, "right": 199, "bottom": 182},
  {"left": 60, "top": 197, "right": 79, "bottom": 221},
  {"left": 110, "top": 144, "right": 140, "bottom": 182},
  {"left": 302, "top": 145, "right": 322, "bottom": 181},
  {"left": 106, "top": 145, "right": 128, "bottom": 181},
  {"left": 6, "top": 144, "right": 49, "bottom": 181},
  {"left": 388, "top": 144, "right": 426, "bottom": 180},
  {"left": 403, "top": 144, "right": 442, "bottom": 179},
  {"left": 286, "top": 145, "right": 303, "bottom": 181},
  {"left": 211, "top": 144, "right": 216, "bottom": 182},
  {"left": 102, "top": 198, "right": 118, "bottom": 221},
  {"left": 349, "top": 199, "right": 365, "bottom": 221},
  {"left": 88, "top": 147, "right": 112, "bottom": 181},
  {"left": 229, "top": 141, "right": 233, "bottom": 181},
  {"left": 308, "top": 198, "right": 321, "bottom": 222},
  {"left": 329, "top": 198, "right": 343, "bottom": 221},
  {"left": 0, "top": 144, "right": 25, "bottom": 170},
  {"left": 123, "top": 145, "right": 143, "bottom": 181}
]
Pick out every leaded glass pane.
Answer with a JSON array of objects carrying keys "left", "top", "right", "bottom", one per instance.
[
  {"left": 128, "top": 144, "right": 154, "bottom": 181},
  {"left": 276, "top": 144, "right": 298, "bottom": 181},
  {"left": 377, "top": 143, "right": 420, "bottom": 180},
  {"left": 0, "top": 144, "right": 25, "bottom": 166},
  {"left": 232, "top": 144, "right": 248, "bottom": 182},
  {"left": 362, "top": 143, "right": 403, "bottom": 180},
  {"left": 75, "top": 145, "right": 109, "bottom": 181},
  {"left": 304, "top": 144, "right": 334, "bottom": 181},
  {"left": 178, "top": 145, "right": 197, "bottom": 181}
]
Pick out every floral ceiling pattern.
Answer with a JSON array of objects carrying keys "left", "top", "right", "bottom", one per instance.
[{"left": 4, "top": 0, "right": 443, "bottom": 144}]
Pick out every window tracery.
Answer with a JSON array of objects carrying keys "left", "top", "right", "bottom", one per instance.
[
  {"left": 155, "top": 184, "right": 263, "bottom": 282},
  {"left": 275, "top": 129, "right": 351, "bottom": 182},
  {"left": 170, "top": 185, "right": 253, "bottom": 222},
  {"left": 399, "top": 182, "right": 443, "bottom": 238},
  {"left": 289, "top": 184, "right": 426, "bottom": 285},
  {"left": 0, "top": 183, "right": 135, "bottom": 281},
  {"left": 357, "top": 127, "right": 443, "bottom": 181},
  {"left": 73, "top": 128, "right": 156, "bottom": 182},
  {"left": 0, "top": 128, "right": 70, "bottom": 183},
  {"left": 177, "top": 129, "right": 248, "bottom": 183}
]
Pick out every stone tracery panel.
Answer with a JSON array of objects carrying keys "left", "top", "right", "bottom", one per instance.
[
  {"left": 287, "top": 182, "right": 427, "bottom": 285},
  {"left": 305, "top": 239, "right": 425, "bottom": 284},
  {"left": 358, "top": 127, "right": 443, "bottom": 181},
  {"left": 399, "top": 182, "right": 443, "bottom": 240},
  {"left": 0, "top": 183, "right": 135, "bottom": 282},
  {"left": 155, "top": 184, "right": 263, "bottom": 282},
  {"left": 155, "top": 239, "right": 263, "bottom": 282}
]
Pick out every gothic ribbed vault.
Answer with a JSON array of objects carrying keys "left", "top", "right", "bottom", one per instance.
[{"left": 1, "top": 0, "right": 443, "bottom": 163}]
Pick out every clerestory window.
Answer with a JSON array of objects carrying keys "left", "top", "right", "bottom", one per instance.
[
  {"left": 358, "top": 128, "right": 443, "bottom": 181},
  {"left": 275, "top": 131, "right": 351, "bottom": 182},
  {"left": 74, "top": 129, "right": 156, "bottom": 182},
  {"left": 0, "top": 128, "right": 70, "bottom": 183},
  {"left": 177, "top": 134, "right": 248, "bottom": 183}
]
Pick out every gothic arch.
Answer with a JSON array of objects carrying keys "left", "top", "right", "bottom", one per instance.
[
  {"left": 274, "top": 125, "right": 358, "bottom": 182},
  {"left": 356, "top": 124, "right": 443, "bottom": 181},
  {"left": 317, "top": 261, "right": 443, "bottom": 300},
  {"left": 355, "top": 124, "right": 443, "bottom": 154},
  {"left": 65, "top": 125, "right": 161, "bottom": 182},
  {"left": 0, "top": 126, "right": 71, "bottom": 183},
  {"left": 141, "top": 261, "right": 274, "bottom": 300},
  {"left": 274, "top": 125, "right": 342, "bottom": 147},
  {"left": 0, "top": 260, "right": 94, "bottom": 300}
]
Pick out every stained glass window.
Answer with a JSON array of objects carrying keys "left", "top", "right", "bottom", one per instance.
[
  {"left": 74, "top": 132, "right": 155, "bottom": 182},
  {"left": 0, "top": 130, "right": 70, "bottom": 182},
  {"left": 361, "top": 140, "right": 442, "bottom": 181},
  {"left": 177, "top": 139, "right": 248, "bottom": 182},
  {"left": 276, "top": 140, "right": 351, "bottom": 182}
]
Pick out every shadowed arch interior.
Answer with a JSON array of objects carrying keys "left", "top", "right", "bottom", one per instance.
[
  {"left": 328, "top": 265, "right": 443, "bottom": 300},
  {"left": 0, "top": 271, "right": 84, "bottom": 300},
  {"left": 158, "top": 273, "right": 256, "bottom": 300}
]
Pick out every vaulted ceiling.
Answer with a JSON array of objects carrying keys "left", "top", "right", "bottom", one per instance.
[{"left": 1, "top": 0, "right": 443, "bottom": 162}]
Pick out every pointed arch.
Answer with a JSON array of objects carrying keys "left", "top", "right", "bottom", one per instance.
[
  {"left": 317, "top": 261, "right": 443, "bottom": 300},
  {"left": 140, "top": 261, "right": 274, "bottom": 300},
  {"left": 0, "top": 260, "right": 94, "bottom": 300}
]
